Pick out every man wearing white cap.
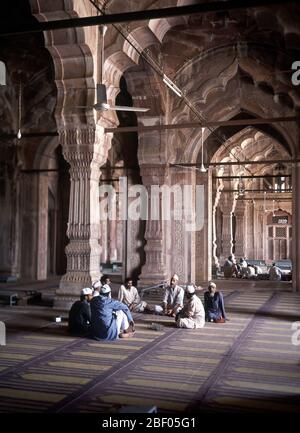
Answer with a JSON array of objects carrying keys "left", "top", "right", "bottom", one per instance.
[
  {"left": 155, "top": 274, "right": 184, "bottom": 317},
  {"left": 204, "top": 282, "right": 227, "bottom": 323},
  {"left": 176, "top": 284, "right": 205, "bottom": 329},
  {"left": 90, "top": 284, "right": 135, "bottom": 340},
  {"left": 92, "top": 280, "right": 102, "bottom": 297},
  {"left": 68, "top": 288, "right": 93, "bottom": 335}
]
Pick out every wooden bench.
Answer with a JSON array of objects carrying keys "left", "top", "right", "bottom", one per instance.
[{"left": 0, "top": 291, "right": 18, "bottom": 306}]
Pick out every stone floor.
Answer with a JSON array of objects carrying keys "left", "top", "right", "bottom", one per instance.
[{"left": 0, "top": 279, "right": 299, "bottom": 413}]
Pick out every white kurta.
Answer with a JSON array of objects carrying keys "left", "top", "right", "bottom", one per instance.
[
  {"left": 118, "top": 285, "right": 147, "bottom": 312},
  {"left": 163, "top": 285, "right": 184, "bottom": 312},
  {"left": 269, "top": 266, "right": 282, "bottom": 281},
  {"left": 177, "top": 295, "right": 205, "bottom": 329}
]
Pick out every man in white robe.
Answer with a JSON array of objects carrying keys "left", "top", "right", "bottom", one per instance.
[
  {"left": 269, "top": 262, "right": 282, "bottom": 281},
  {"left": 118, "top": 278, "right": 152, "bottom": 313},
  {"left": 176, "top": 285, "right": 205, "bottom": 329},
  {"left": 157, "top": 274, "right": 184, "bottom": 317}
]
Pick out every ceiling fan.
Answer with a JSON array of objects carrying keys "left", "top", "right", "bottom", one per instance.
[{"left": 77, "top": 26, "right": 149, "bottom": 113}]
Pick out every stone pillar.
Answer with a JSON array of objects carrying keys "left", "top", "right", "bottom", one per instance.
[
  {"left": 55, "top": 127, "right": 111, "bottom": 309},
  {"left": 234, "top": 200, "right": 246, "bottom": 258},
  {"left": 37, "top": 173, "right": 49, "bottom": 280},
  {"left": 212, "top": 182, "right": 223, "bottom": 273},
  {"left": 138, "top": 165, "right": 168, "bottom": 286},
  {"left": 219, "top": 193, "right": 237, "bottom": 261},
  {"left": 292, "top": 162, "right": 300, "bottom": 292},
  {"left": 195, "top": 169, "right": 212, "bottom": 283},
  {"left": 171, "top": 166, "right": 197, "bottom": 283}
]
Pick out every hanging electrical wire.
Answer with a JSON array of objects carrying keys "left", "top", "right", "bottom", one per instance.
[{"left": 88, "top": 0, "right": 255, "bottom": 177}]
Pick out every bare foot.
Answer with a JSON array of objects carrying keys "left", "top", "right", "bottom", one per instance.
[{"left": 119, "top": 332, "right": 134, "bottom": 338}]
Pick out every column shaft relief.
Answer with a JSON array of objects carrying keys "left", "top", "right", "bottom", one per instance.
[
  {"left": 234, "top": 201, "right": 247, "bottom": 258},
  {"left": 138, "top": 165, "right": 168, "bottom": 286},
  {"left": 55, "top": 127, "right": 112, "bottom": 309},
  {"left": 219, "top": 193, "right": 237, "bottom": 261}
]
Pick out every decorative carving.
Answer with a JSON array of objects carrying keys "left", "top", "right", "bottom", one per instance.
[
  {"left": 138, "top": 164, "right": 168, "bottom": 285},
  {"left": 55, "top": 126, "right": 113, "bottom": 306}
]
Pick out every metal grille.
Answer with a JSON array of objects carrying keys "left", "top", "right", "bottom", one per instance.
[{"left": 275, "top": 227, "right": 286, "bottom": 238}]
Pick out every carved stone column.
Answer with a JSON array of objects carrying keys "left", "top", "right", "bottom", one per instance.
[
  {"left": 212, "top": 181, "right": 223, "bottom": 273},
  {"left": 292, "top": 162, "right": 300, "bottom": 292},
  {"left": 138, "top": 165, "right": 168, "bottom": 286},
  {"left": 234, "top": 200, "right": 247, "bottom": 258},
  {"left": 195, "top": 169, "right": 212, "bottom": 283},
  {"left": 54, "top": 126, "right": 111, "bottom": 309},
  {"left": 219, "top": 193, "right": 237, "bottom": 261}
]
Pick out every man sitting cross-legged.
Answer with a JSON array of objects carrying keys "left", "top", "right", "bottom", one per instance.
[
  {"left": 90, "top": 284, "right": 135, "bottom": 340},
  {"left": 155, "top": 274, "right": 184, "bottom": 317},
  {"left": 118, "top": 278, "right": 153, "bottom": 313},
  {"left": 176, "top": 284, "right": 205, "bottom": 329},
  {"left": 68, "top": 288, "right": 93, "bottom": 335}
]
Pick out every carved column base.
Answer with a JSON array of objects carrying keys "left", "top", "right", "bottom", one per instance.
[
  {"left": 138, "top": 241, "right": 168, "bottom": 287},
  {"left": 54, "top": 239, "right": 101, "bottom": 310}
]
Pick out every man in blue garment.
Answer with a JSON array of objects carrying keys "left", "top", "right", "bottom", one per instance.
[
  {"left": 90, "top": 284, "right": 135, "bottom": 340},
  {"left": 204, "top": 282, "right": 227, "bottom": 323}
]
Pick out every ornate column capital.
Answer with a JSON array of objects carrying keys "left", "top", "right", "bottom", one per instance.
[{"left": 59, "top": 125, "right": 112, "bottom": 167}]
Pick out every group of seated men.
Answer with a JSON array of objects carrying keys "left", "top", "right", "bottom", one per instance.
[
  {"left": 223, "top": 255, "right": 283, "bottom": 281},
  {"left": 68, "top": 274, "right": 227, "bottom": 341}
]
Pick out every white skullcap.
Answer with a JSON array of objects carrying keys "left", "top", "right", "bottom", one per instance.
[
  {"left": 100, "top": 284, "right": 111, "bottom": 294},
  {"left": 208, "top": 281, "right": 216, "bottom": 288},
  {"left": 92, "top": 280, "right": 101, "bottom": 289},
  {"left": 186, "top": 285, "right": 195, "bottom": 294},
  {"left": 81, "top": 287, "right": 93, "bottom": 296},
  {"left": 171, "top": 274, "right": 179, "bottom": 281}
]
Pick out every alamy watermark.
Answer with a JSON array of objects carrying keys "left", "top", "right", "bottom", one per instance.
[
  {"left": 99, "top": 177, "right": 205, "bottom": 231},
  {"left": 0, "top": 321, "right": 5, "bottom": 346},
  {"left": 291, "top": 61, "right": 300, "bottom": 86}
]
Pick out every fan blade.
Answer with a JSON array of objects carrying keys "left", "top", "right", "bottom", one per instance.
[{"left": 110, "top": 105, "right": 149, "bottom": 112}]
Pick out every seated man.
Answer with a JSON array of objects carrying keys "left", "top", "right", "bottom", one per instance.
[
  {"left": 223, "top": 255, "right": 239, "bottom": 278},
  {"left": 92, "top": 275, "right": 111, "bottom": 298},
  {"left": 176, "top": 284, "right": 205, "bottom": 329},
  {"left": 90, "top": 284, "right": 135, "bottom": 340},
  {"left": 92, "top": 279, "right": 101, "bottom": 297},
  {"left": 269, "top": 262, "right": 282, "bottom": 281},
  {"left": 244, "top": 264, "right": 256, "bottom": 279},
  {"left": 204, "top": 282, "right": 227, "bottom": 323},
  {"left": 68, "top": 288, "right": 93, "bottom": 335},
  {"left": 118, "top": 278, "right": 152, "bottom": 313},
  {"left": 155, "top": 274, "right": 184, "bottom": 317},
  {"left": 101, "top": 274, "right": 111, "bottom": 287},
  {"left": 254, "top": 265, "right": 263, "bottom": 275}
]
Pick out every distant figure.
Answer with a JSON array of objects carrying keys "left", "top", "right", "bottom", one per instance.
[
  {"left": 155, "top": 274, "right": 184, "bottom": 317},
  {"left": 68, "top": 288, "right": 93, "bottom": 335},
  {"left": 239, "top": 258, "right": 247, "bottom": 269},
  {"left": 269, "top": 262, "right": 282, "bottom": 281},
  {"left": 176, "top": 284, "right": 205, "bottom": 329},
  {"left": 223, "top": 255, "right": 239, "bottom": 278},
  {"left": 118, "top": 278, "right": 153, "bottom": 313},
  {"left": 204, "top": 282, "right": 227, "bottom": 323},
  {"left": 244, "top": 264, "right": 256, "bottom": 279},
  {"left": 90, "top": 284, "right": 135, "bottom": 340},
  {"left": 101, "top": 275, "right": 111, "bottom": 287},
  {"left": 254, "top": 265, "right": 263, "bottom": 275},
  {"left": 92, "top": 280, "right": 101, "bottom": 297}
]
